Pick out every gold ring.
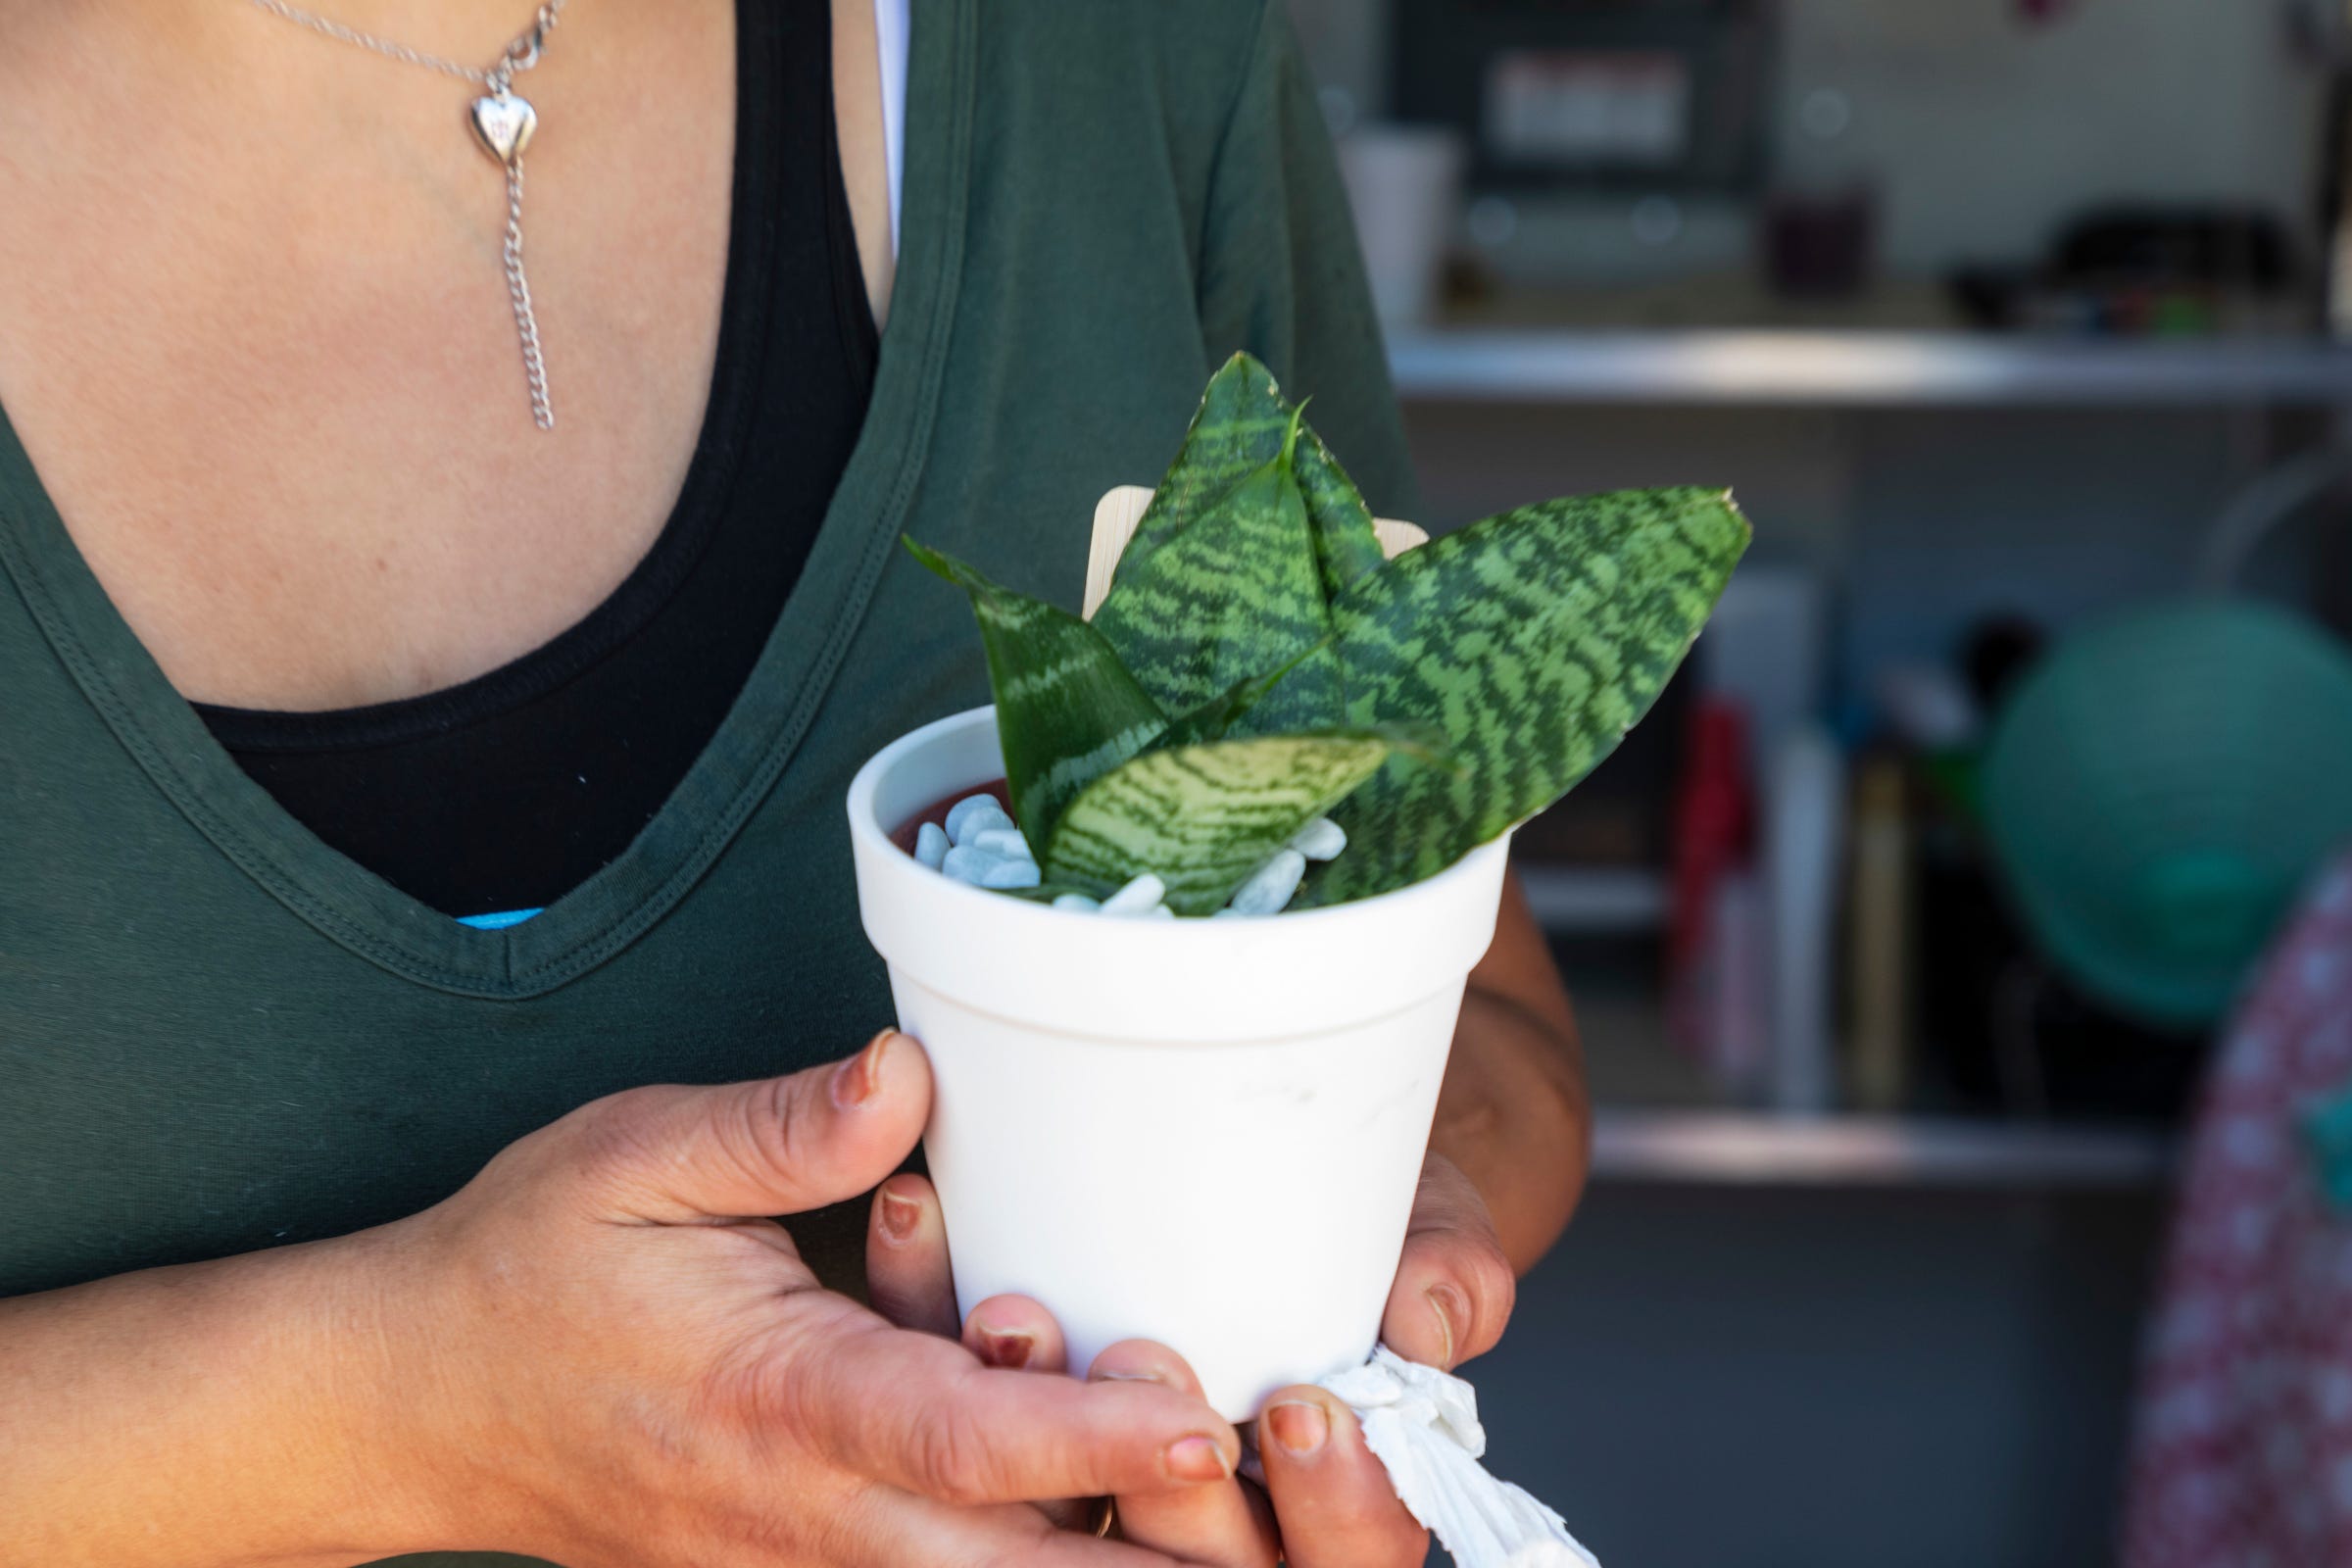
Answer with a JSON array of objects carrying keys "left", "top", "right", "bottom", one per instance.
[{"left": 1090, "top": 1495, "right": 1118, "bottom": 1540}]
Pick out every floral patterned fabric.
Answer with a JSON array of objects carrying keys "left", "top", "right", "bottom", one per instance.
[{"left": 2125, "top": 856, "right": 2352, "bottom": 1567}]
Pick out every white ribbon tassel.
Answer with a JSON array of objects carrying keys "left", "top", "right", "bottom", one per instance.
[{"left": 1320, "top": 1347, "right": 1601, "bottom": 1568}]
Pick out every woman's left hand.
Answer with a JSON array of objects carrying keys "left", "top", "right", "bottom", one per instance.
[{"left": 864, "top": 1148, "right": 1517, "bottom": 1566}]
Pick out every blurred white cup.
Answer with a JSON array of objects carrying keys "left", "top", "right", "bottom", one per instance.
[{"left": 1337, "top": 123, "right": 1465, "bottom": 328}]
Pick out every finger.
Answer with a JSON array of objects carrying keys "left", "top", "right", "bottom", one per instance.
[
  {"left": 777, "top": 1308, "right": 1241, "bottom": 1505},
  {"left": 1258, "top": 1388, "right": 1427, "bottom": 1568},
  {"left": 868, "top": 1173, "right": 958, "bottom": 1336},
  {"left": 866, "top": 1491, "right": 1232, "bottom": 1568},
  {"left": 964, "top": 1294, "right": 1069, "bottom": 1374},
  {"left": 947, "top": 1284, "right": 1083, "bottom": 1529},
  {"left": 576, "top": 1029, "right": 932, "bottom": 1223},
  {"left": 1381, "top": 1155, "right": 1516, "bottom": 1371},
  {"left": 1090, "top": 1342, "right": 1277, "bottom": 1568}
]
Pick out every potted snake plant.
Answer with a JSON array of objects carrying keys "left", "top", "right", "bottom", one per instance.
[{"left": 847, "top": 354, "right": 1748, "bottom": 1418}]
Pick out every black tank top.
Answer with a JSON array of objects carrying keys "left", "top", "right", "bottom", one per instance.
[{"left": 192, "top": 0, "right": 877, "bottom": 921}]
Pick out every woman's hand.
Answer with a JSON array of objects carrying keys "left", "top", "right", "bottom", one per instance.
[
  {"left": 865, "top": 1149, "right": 1516, "bottom": 1567},
  {"left": 379, "top": 1029, "right": 1246, "bottom": 1566},
  {"left": 3, "top": 1031, "right": 1243, "bottom": 1568}
]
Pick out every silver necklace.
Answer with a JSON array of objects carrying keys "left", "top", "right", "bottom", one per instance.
[{"left": 247, "top": 0, "right": 569, "bottom": 430}]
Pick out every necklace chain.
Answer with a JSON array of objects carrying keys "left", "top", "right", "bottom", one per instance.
[
  {"left": 245, "top": 0, "right": 561, "bottom": 86},
  {"left": 244, "top": 0, "right": 568, "bottom": 430}
]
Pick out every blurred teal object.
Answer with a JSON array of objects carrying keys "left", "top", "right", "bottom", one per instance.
[
  {"left": 1982, "top": 602, "right": 2352, "bottom": 1028},
  {"left": 2302, "top": 1087, "right": 2352, "bottom": 1215}
]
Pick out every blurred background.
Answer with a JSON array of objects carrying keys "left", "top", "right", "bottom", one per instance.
[{"left": 1282, "top": 1, "right": 2352, "bottom": 1563}]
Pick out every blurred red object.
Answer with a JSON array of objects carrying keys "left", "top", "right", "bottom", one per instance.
[
  {"left": 1670, "top": 704, "right": 1754, "bottom": 966},
  {"left": 1667, "top": 701, "right": 1757, "bottom": 1059}
]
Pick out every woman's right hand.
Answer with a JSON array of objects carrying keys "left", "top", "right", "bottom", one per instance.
[{"left": 345, "top": 1028, "right": 1240, "bottom": 1566}]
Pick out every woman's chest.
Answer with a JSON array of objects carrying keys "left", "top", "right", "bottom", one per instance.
[
  {"left": 0, "top": 662, "right": 911, "bottom": 1297},
  {"left": 0, "top": 0, "right": 1288, "bottom": 1297},
  {"left": 0, "top": 1, "right": 738, "bottom": 711}
]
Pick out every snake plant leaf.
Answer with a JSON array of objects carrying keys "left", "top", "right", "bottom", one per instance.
[
  {"left": 906, "top": 539, "right": 1166, "bottom": 856},
  {"left": 1295, "top": 486, "right": 1752, "bottom": 907},
  {"left": 1042, "top": 729, "right": 1415, "bottom": 914},
  {"left": 1116, "top": 352, "right": 1387, "bottom": 603},
  {"left": 1154, "top": 634, "right": 1344, "bottom": 751},
  {"left": 1094, "top": 404, "right": 1346, "bottom": 734},
  {"left": 1295, "top": 437, "right": 1392, "bottom": 600}
]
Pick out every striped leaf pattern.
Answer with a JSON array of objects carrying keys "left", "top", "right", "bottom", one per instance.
[
  {"left": 1094, "top": 405, "right": 1344, "bottom": 733},
  {"left": 1154, "top": 635, "right": 1339, "bottom": 751},
  {"left": 906, "top": 540, "right": 1166, "bottom": 856},
  {"left": 1043, "top": 730, "right": 1402, "bottom": 913},
  {"left": 1297, "top": 440, "right": 1393, "bottom": 600},
  {"left": 1295, "top": 486, "right": 1752, "bottom": 907},
  {"left": 1115, "top": 352, "right": 1387, "bottom": 604}
]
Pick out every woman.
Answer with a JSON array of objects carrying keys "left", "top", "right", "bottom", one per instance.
[{"left": 0, "top": 0, "right": 1591, "bottom": 1563}]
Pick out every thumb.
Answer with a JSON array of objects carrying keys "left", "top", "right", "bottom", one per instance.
[{"left": 577, "top": 1029, "right": 933, "bottom": 1223}]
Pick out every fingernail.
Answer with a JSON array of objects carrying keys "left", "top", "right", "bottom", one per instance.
[
  {"left": 877, "top": 1188, "right": 921, "bottom": 1244},
  {"left": 832, "top": 1030, "right": 895, "bottom": 1109},
  {"left": 976, "top": 1326, "right": 1033, "bottom": 1370},
  {"left": 1426, "top": 1283, "right": 1464, "bottom": 1369},
  {"left": 1090, "top": 1366, "right": 1167, "bottom": 1386},
  {"left": 1265, "top": 1399, "right": 1329, "bottom": 1458},
  {"left": 1163, "top": 1435, "right": 1234, "bottom": 1484}
]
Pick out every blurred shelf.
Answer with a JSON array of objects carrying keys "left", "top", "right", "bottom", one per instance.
[
  {"left": 1517, "top": 864, "right": 1668, "bottom": 935},
  {"left": 1387, "top": 329, "right": 2352, "bottom": 408},
  {"left": 1588, "top": 1109, "right": 2179, "bottom": 1189}
]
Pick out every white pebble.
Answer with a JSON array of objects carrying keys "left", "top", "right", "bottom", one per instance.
[
  {"left": 1053, "top": 893, "right": 1102, "bottom": 912},
  {"left": 1289, "top": 816, "right": 1347, "bottom": 861},
  {"left": 914, "top": 821, "right": 950, "bottom": 870},
  {"left": 1101, "top": 874, "right": 1168, "bottom": 915},
  {"left": 946, "top": 795, "right": 1013, "bottom": 846},
  {"left": 979, "top": 858, "right": 1041, "bottom": 890},
  {"left": 1143, "top": 903, "right": 1176, "bottom": 918},
  {"left": 960, "top": 807, "right": 1017, "bottom": 848},
  {"left": 1229, "top": 850, "right": 1307, "bottom": 916},
  {"left": 968, "top": 827, "right": 1034, "bottom": 860},
  {"left": 941, "top": 846, "right": 1000, "bottom": 885}
]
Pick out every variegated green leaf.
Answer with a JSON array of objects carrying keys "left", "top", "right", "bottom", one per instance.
[
  {"left": 906, "top": 539, "right": 1166, "bottom": 856},
  {"left": 1094, "top": 404, "right": 1345, "bottom": 733},
  {"left": 1042, "top": 730, "right": 1404, "bottom": 914},
  {"left": 1116, "top": 352, "right": 1387, "bottom": 603},
  {"left": 1154, "top": 635, "right": 1340, "bottom": 751},
  {"left": 1296, "top": 487, "right": 1751, "bottom": 907},
  {"left": 1295, "top": 438, "right": 1392, "bottom": 601}
]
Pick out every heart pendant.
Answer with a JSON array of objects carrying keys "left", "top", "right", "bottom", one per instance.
[{"left": 470, "top": 91, "right": 537, "bottom": 166}]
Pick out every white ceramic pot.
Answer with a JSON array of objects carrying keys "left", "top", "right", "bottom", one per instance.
[{"left": 848, "top": 706, "right": 1508, "bottom": 1419}]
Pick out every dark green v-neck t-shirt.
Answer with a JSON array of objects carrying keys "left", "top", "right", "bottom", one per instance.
[{"left": 0, "top": 3, "right": 1410, "bottom": 1561}]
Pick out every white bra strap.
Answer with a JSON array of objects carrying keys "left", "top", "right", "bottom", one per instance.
[{"left": 872, "top": 0, "right": 908, "bottom": 258}]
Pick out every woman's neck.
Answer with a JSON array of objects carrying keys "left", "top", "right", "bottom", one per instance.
[
  {"left": 39, "top": 0, "right": 572, "bottom": 77},
  {"left": 237, "top": 0, "right": 558, "bottom": 60}
]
